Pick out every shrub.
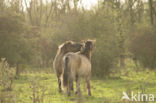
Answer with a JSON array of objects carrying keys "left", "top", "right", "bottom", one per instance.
[
  {"left": 0, "top": 58, "right": 16, "bottom": 103},
  {"left": 29, "top": 77, "right": 47, "bottom": 103},
  {"left": 129, "top": 25, "right": 156, "bottom": 69},
  {"left": 0, "top": 58, "right": 15, "bottom": 90}
]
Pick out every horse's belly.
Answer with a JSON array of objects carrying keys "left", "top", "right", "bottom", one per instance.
[{"left": 53, "top": 56, "right": 63, "bottom": 75}]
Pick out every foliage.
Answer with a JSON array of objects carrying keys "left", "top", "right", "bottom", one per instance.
[
  {"left": 0, "top": 58, "right": 15, "bottom": 91},
  {"left": 0, "top": 58, "right": 16, "bottom": 103},
  {"left": 129, "top": 25, "right": 156, "bottom": 69},
  {"left": 0, "top": 12, "right": 33, "bottom": 66},
  {"left": 0, "top": 0, "right": 156, "bottom": 75},
  {"left": 90, "top": 11, "right": 121, "bottom": 77},
  {"left": 29, "top": 77, "right": 47, "bottom": 103}
]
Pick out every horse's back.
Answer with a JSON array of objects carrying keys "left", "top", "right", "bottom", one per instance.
[{"left": 64, "top": 52, "right": 91, "bottom": 76}]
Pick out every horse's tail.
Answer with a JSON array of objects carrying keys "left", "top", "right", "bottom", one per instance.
[{"left": 63, "top": 56, "right": 70, "bottom": 87}]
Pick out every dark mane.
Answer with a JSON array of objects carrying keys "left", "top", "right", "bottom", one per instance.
[
  {"left": 80, "top": 47, "right": 91, "bottom": 60},
  {"left": 80, "top": 40, "right": 94, "bottom": 60}
]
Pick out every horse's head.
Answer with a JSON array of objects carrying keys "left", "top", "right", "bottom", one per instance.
[
  {"left": 84, "top": 39, "right": 96, "bottom": 52},
  {"left": 59, "top": 41, "right": 83, "bottom": 54},
  {"left": 80, "top": 39, "right": 96, "bottom": 60}
]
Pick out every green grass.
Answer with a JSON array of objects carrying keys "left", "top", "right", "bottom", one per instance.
[{"left": 4, "top": 69, "right": 155, "bottom": 103}]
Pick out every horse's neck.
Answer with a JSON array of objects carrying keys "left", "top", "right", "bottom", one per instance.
[
  {"left": 57, "top": 48, "right": 67, "bottom": 56},
  {"left": 80, "top": 50, "right": 91, "bottom": 60},
  {"left": 60, "top": 52, "right": 67, "bottom": 57},
  {"left": 56, "top": 50, "right": 67, "bottom": 60}
]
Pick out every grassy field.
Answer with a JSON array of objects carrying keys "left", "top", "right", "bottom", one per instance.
[{"left": 2, "top": 68, "right": 155, "bottom": 103}]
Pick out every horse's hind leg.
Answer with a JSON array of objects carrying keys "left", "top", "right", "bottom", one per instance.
[
  {"left": 67, "top": 78, "right": 73, "bottom": 96},
  {"left": 86, "top": 76, "right": 91, "bottom": 96},
  {"left": 67, "top": 84, "right": 71, "bottom": 96},
  {"left": 75, "top": 75, "right": 80, "bottom": 94}
]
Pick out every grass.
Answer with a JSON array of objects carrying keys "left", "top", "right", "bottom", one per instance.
[
  {"left": 3, "top": 69, "right": 155, "bottom": 103},
  {"left": 1, "top": 58, "right": 156, "bottom": 103}
]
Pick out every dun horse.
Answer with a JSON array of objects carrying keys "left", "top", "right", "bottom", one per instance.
[
  {"left": 63, "top": 40, "right": 96, "bottom": 96},
  {"left": 53, "top": 41, "right": 83, "bottom": 92}
]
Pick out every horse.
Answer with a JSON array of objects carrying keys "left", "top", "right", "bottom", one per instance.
[
  {"left": 63, "top": 39, "right": 96, "bottom": 96},
  {"left": 53, "top": 41, "right": 83, "bottom": 92}
]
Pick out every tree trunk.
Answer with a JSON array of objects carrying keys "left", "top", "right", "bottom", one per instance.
[
  {"left": 149, "top": 0, "right": 154, "bottom": 25},
  {"left": 120, "top": 54, "right": 125, "bottom": 68},
  {"left": 16, "top": 63, "right": 20, "bottom": 76}
]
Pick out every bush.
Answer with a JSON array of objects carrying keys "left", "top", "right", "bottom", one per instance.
[
  {"left": 129, "top": 25, "right": 156, "bottom": 69},
  {"left": 0, "top": 58, "right": 15, "bottom": 90}
]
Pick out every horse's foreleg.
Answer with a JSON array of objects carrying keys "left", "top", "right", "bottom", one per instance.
[
  {"left": 57, "top": 76, "right": 62, "bottom": 92},
  {"left": 86, "top": 77, "right": 91, "bottom": 96},
  {"left": 67, "top": 85, "right": 71, "bottom": 96},
  {"left": 75, "top": 75, "right": 80, "bottom": 94}
]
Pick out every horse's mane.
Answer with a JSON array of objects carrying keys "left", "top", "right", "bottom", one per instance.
[
  {"left": 80, "top": 39, "right": 96, "bottom": 60},
  {"left": 80, "top": 47, "right": 91, "bottom": 60}
]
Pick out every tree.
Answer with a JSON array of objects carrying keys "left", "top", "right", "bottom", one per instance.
[
  {"left": 0, "top": 12, "right": 33, "bottom": 76},
  {"left": 129, "top": 25, "right": 156, "bottom": 69},
  {"left": 149, "top": 0, "right": 154, "bottom": 25}
]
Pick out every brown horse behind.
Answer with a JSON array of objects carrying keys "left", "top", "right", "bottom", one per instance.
[{"left": 53, "top": 41, "right": 83, "bottom": 92}]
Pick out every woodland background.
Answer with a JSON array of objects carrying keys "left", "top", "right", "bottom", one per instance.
[{"left": 0, "top": 0, "right": 156, "bottom": 103}]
